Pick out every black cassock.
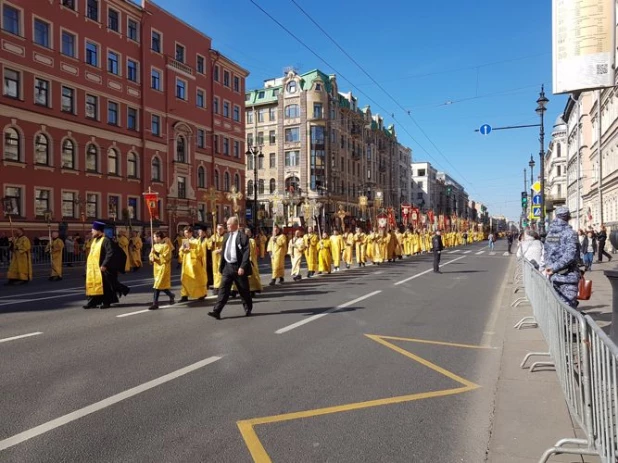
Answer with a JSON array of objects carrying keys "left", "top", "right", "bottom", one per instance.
[{"left": 87, "top": 237, "right": 129, "bottom": 307}]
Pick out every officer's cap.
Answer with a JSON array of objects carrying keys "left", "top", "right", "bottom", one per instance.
[{"left": 555, "top": 206, "right": 571, "bottom": 220}]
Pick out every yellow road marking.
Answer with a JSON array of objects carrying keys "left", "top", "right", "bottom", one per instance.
[{"left": 237, "top": 335, "right": 487, "bottom": 462}]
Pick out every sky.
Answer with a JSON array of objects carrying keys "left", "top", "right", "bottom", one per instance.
[{"left": 156, "top": 0, "right": 566, "bottom": 222}]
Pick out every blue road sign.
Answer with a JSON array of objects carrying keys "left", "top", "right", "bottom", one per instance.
[
  {"left": 479, "top": 124, "right": 492, "bottom": 135},
  {"left": 532, "top": 194, "right": 542, "bottom": 205},
  {"left": 532, "top": 205, "right": 541, "bottom": 217}
]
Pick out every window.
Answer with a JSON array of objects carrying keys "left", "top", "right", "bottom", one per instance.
[
  {"left": 35, "top": 189, "right": 50, "bottom": 217},
  {"left": 557, "top": 165, "right": 561, "bottom": 176},
  {"left": 269, "top": 178, "right": 276, "bottom": 194},
  {"left": 223, "top": 102, "right": 230, "bottom": 118},
  {"left": 86, "top": 42, "right": 98, "bottom": 66},
  {"left": 151, "top": 157, "right": 161, "bottom": 181},
  {"left": 86, "top": 94, "right": 97, "bottom": 119},
  {"left": 2, "top": 4, "right": 20, "bottom": 35},
  {"left": 197, "top": 89, "right": 204, "bottom": 108},
  {"left": 127, "top": 60, "right": 138, "bottom": 82},
  {"left": 247, "top": 111, "right": 253, "bottom": 123},
  {"left": 223, "top": 137, "right": 229, "bottom": 155},
  {"left": 557, "top": 143, "right": 561, "bottom": 158},
  {"left": 175, "top": 43, "right": 185, "bottom": 63},
  {"left": 273, "top": 88, "right": 280, "bottom": 97},
  {"left": 151, "top": 114, "right": 160, "bottom": 136},
  {"left": 87, "top": 0, "right": 99, "bottom": 21},
  {"left": 107, "top": 148, "right": 119, "bottom": 175},
  {"left": 108, "top": 51, "right": 119, "bottom": 75},
  {"left": 213, "top": 135, "right": 219, "bottom": 153},
  {"left": 34, "top": 78, "right": 49, "bottom": 106},
  {"left": 285, "top": 127, "right": 300, "bottom": 143},
  {"left": 34, "top": 133, "right": 50, "bottom": 165},
  {"left": 234, "top": 174, "right": 240, "bottom": 192},
  {"left": 257, "top": 109, "right": 265, "bottom": 122},
  {"left": 417, "top": 192, "right": 423, "bottom": 200},
  {"left": 418, "top": 169, "right": 426, "bottom": 177},
  {"left": 213, "top": 97, "right": 219, "bottom": 114},
  {"left": 4, "top": 186, "right": 21, "bottom": 216},
  {"left": 214, "top": 65, "right": 219, "bottom": 82},
  {"left": 269, "top": 153, "right": 276, "bottom": 168},
  {"left": 247, "top": 180, "right": 254, "bottom": 195},
  {"left": 61, "top": 31, "right": 75, "bottom": 57},
  {"left": 61, "top": 86, "right": 74, "bottom": 113},
  {"left": 127, "top": 198, "right": 139, "bottom": 220},
  {"left": 108, "top": 101, "right": 118, "bottom": 125},
  {"left": 214, "top": 171, "right": 220, "bottom": 190},
  {"left": 285, "top": 104, "right": 300, "bottom": 118},
  {"left": 197, "top": 129, "right": 205, "bottom": 148},
  {"left": 233, "top": 141, "right": 240, "bottom": 158},
  {"left": 62, "top": 139, "right": 75, "bottom": 169},
  {"left": 4, "top": 68, "right": 19, "bottom": 98},
  {"left": 269, "top": 107, "right": 276, "bottom": 121},
  {"left": 247, "top": 155, "right": 254, "bottom": 171},
  {"left": 197, "top": 166, "right": 205, "bottom": 188},
  {"left": 315, "top": 83, "right": 322, "bottom": 91},
  {"left": 176, "top": 79, "right": 185, "bottom": 100},
  {"left": 108, "top": 8, "right": 119, "bottom": 31},
  {"left": 4, "top": 127, "right": 20, "bottom": 161},
  {"left": 86, "top": 144, "right": 98, "bottom": 172},
  {"left": 417, "top": 181, "right": 424, "bottom": 189},
  {"left": 86, "top": 193, "right": 98, "bottom": 218},
  {"left": 151, "top": 30, "right": 161, "bottom": 52},
  {"left": 224, "top": 172, "right": 230, "bottom": 191},
  {"left": 127, "top": 19, "right": 138, "bottom": 41},
  {"left": 108, "top": 195, "right": 119, "bottom": 219},
  {"left": 197, "top": 55, "right": 205, "bottom": 74},
  {"left": 313, "top": 103, "right": 323, "bottom": 119},
  {"left": 151, "top": 69, "right": 161, "bottom": 90},
  {"left": 62, "top": 191, "right": 76, "bottom": 218},
  {"left": 258, "top": 91, "right": 265, "bottom": 99},
  {"left": 127, "top": 152, "right": 137, "bottom": 178},
  {"left": 233, "top": 105, "right": 240, "bottom": 122},
  {"left": 285, "top": 151, "right": 299, "bottom": 167},
  {"left": 286, "top": 81, "right": 297, "bottom": 94},
  {"left": 176, "top": 136, "right": 186, "bottom": 163},
  {"left": 257, "top": 132, "right": 264, "bottom": 145},
  {"left": 247, "top": 133, "right": 253, "bottom": 147},
  {"left": 127, "top": 107, "right": 137, "bottom": 130},
  {"left": 233, "top": 76, "right": 240, "bottom": 92},
  {"left": 258, "top": 179, "right": 264, "bottom": 194},
  {"left": 223, "top": 70, "right": 230, "bottom": 87},
  {"left": 269, "top": 130, "right": 276, "bottom": 144},
  {"left": 34, "top": 19, "right": 50, "bottom": 48},
  {"left": 178, "top": 176, "right": 186, "bottom": 199}
]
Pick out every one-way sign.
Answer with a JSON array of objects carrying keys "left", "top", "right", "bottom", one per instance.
[{"left": 479, "top": 124, "right": 492, "bottom": 135}]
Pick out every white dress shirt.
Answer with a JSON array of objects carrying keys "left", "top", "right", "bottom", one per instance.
[{"left": 225, "top": 231, "right": 238, "bottom": 263}]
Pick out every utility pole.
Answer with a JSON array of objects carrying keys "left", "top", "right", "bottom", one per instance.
[{"left": 596, "top": 89, "right": 604, "bottom": 226}]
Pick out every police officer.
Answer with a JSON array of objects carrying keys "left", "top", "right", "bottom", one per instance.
[
  {"left": 543, "top": 206, "right": 581, "bottom": 308},
  {"left": 432, "top": 230, "right": 444, "bottom": 274}
]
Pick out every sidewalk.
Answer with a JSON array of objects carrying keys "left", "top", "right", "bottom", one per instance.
[{"left": 486, "top": 259, "right": 604, "bottom": 463}]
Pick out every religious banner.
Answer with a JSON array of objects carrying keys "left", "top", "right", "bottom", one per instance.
[
  {"left": 438, "top": 214, "right": 444, "bottom": 230},
  {"left": 386, "top": 207, "right": 396, "bottom": 229},
  {"left": 143, "top": 189, "right": 159, "bottom": 220},
  {"left": 377, "top": 213, "right": 388, "bottom": 229},
  {"left": 401, "top": 204, "right": 411, "bottom": 226},
  {"left": 427, "top": 210, "right": 435, "bottom": 226}
]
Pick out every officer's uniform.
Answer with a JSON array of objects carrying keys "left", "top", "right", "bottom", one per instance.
[{"left": 543, "top": 207, "right": 580, "bottom": 307}]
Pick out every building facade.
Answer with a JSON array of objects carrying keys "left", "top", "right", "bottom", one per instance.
[
  {"left": 544, "top": 114, "right": 567, "bottom": 220},
  {"left": 245, "top": 69, "right": 404, "bottom": 229},
  {"left": 410, "top": 161, "right": 438, "bottom": 211},
  {"left": 0, "top": 0, "right": 247, "bottom": 237}
]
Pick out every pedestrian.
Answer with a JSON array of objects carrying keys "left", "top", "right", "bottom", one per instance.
[
  {"left": 330, "top": 229, "right": 344, "bottom": 272},
  {"left": 318, "top": 232, "right": 332, "bottom": 275},
  {"left": 148, "top": 231, "right": 175, "bottom": 310},
  {"left": 463, "top": 231, "right": 468, "bottom": 246},
  {"left": 129, "top": 230, "right": 143, "bottom": 271},
  {"left": 289, "top": 229, "right": 306, "bottom": 281},
  {"left": 5, "top": 228, "right": 32, "bottom": 285},
  {"left": 244, "top": 228, "right": 263, "bottom": 296},
  {"left": 268, "top": 225, "right": 287, "bottom": 285},
  {"left": 432, "top": 229, "right": 444, "bottom": 273},
  {"left": 117, "top": 230, "right": 132, "bottom": 273},
  {"left": 488, "top": 232, "right": 495, "bottom": 251},
  {"left": 46, "top": 231, "right": 64, "bottom": 281},
  {"left": 597, "top": 225, "right": 612, "bottom": 263},
  {"left": 210, "top": 224, "right": 225, "bottom": 295},
  {"left": 303, "top": 226, "right": 319, "bottom": 277},
  {"left": 84, "top": 221, "right": 130, "bottom": 309},
  {"left": 507, "top": 232, "right": 514, "bottom": 254},
  {"left": 354, "top": 227, "right": 367, "bottom": 267},
  {"left": 178, "top": 226, "right": 207, "bottom": 303},
  {"left": 543, "top": 207, "right": 581, "bottom": 308},
  {"left": 65, "top": 234, "right": 74, "bottom": 267},
  {"left": 581, "top": 230, "right": 597, "bottom": 271},
  {"left": 208, "top": 217, "right": 253, "bottom": 320},
  {"left": 516, "top": 230, "right": 543, "bottom": 270}
]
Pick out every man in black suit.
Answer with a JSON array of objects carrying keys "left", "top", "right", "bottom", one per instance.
[
  {"left": 208, "top": 216, "right": 253, "bottom": 320},
  {"left": 432, "top": 230, "right": 444, "bottom": 274}
]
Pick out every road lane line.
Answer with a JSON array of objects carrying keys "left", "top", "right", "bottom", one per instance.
[
  {"left": 462, "top": 250, "right": 471, "bottom": 254},
  {"left": 0, "top": 355, "right": 222, "bottom": 451},
  {"left": 275, "top": 291, "right": 382, "bottom": 334},
  {"left": 0, "top": 332, "right": 43, "bottom": 343},
  {"left": 475, "top": 250, "right": 485, "bottom": 255},
  {"left": 393, "top": 256, "right": 466, "bottom": 286},
  {"left": 116, "top": 309, "right": 150, "bottom": 318}
]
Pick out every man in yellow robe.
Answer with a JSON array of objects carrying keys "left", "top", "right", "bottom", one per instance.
[
  {"left": 148, "top": 231, "right": 175, "bottom": 310},
  {"left": 330, "top": 229, "right": 344, "bottom": 271},
  {"left": 129, "top": 231, "right": 143, "bottom": 271},
  {"left": 289, "top": 230, "right": 306, "bottom": 281},
  {"left": 354, "top": 227, "right": 367, "bottom": 267},
  {"left": 178, "top": 226, "right": 207, "bottom": 302},
  {"left": 175, "top": 233, "right": 183, "bottom": 269},
  {"left": 46, "top": 231, "right": 64, "bottom": 281},
  {"left": 303, "top": 226, "right": 319, "bottom": 278},
  {"left": 342, "top": 228, "right": 354, "bottom": 269},
  {"left": 210, "top": 224, "right": 225, "bottom": 294},
  {"left": 258, "top": 230, "right": 267, "bottom": 259},
  {"left": 197, "top": 227, "right": 210, "bottom": 294},
  {"left": 269, "top": 225, "right": 287, "bottom": 285},
  {"left": 318, "top": 232, "right": 333, "bottom": 274},
  {"left": 245, "top": 228, "right": 263, "bottom": 295},
  {"left": 365, "top": 229, "right": 374, "bottom": 262},
  {"left": 117, "top": 230, "right": 132, "bottom": 273},
  {"left": 6, "top": 228, "right": 32, "bottom": 285}
]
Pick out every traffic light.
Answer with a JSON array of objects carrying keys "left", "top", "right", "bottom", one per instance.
[
  {"left": 446, "top": 186, "right": 452, "bottom": 196},
  {"left": 521, "top": 191, "right": 528, "bottom": 208}
]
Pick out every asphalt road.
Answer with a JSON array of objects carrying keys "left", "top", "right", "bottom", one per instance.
[{"left": 0, "top": 241, "right": 513, "bottom": 462}]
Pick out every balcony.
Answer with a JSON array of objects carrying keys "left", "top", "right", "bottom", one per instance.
[
  {"left": 351, "top": 126, "right": 362, "bottom": 137},
  {"left": 379, "top": 164, "right": 387, "bottom": 173},
  {"left": 168, "top": 58, "right": 193, "bottom": 76},
  {"left": 352, "top": 151, "right": 361, "bottom": 161}
]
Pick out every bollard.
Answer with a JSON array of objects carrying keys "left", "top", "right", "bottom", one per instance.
[{"left": 607, "top": 269, "right": 618, "bottom": 344}]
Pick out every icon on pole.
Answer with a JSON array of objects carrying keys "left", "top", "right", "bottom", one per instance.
[{"left": 479, "top": 124, "right": 492, "bottom": 135}]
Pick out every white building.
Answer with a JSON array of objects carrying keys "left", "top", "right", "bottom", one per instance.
[
  {"left": 397, "top": 144, "right": 413, "bottom": 205},
  {"left": 411, "top": 161, "right": 438, "bottom": 211},
  {"left": 545, "top": 114, "right": 568, "bottom": 220}
]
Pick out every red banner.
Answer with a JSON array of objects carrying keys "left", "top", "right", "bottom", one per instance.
[{"left": 143, "top": 192, "right": 159, "bottom": 220}]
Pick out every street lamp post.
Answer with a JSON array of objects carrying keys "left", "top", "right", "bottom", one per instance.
[
  {"left": 536, "top": 85, "right": 549, "bottom": 234},
  {"left": 246, "top": 145, "right": 263, "bottom": 234},
  {"left": 528, "top": 155, "right": 535, "bottom": 227}
]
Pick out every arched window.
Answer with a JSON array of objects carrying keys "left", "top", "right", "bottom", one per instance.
[
  {"left": 176, "top": 136, "right": 186, "bottom": 163},
  {"left": 34, "top": 133, "right": 50, "bottom": 165},
  {"left": 107, "top": 148, "right": 119, "bottom": 175},
  {"left": 285, "top": 176, "right": 300, "bottom": 194},
  {"left": 197, "top": 166, "right": 205, "bottom": 188},
  {"left": 214, "top": 170, "right": 220, "bottom": 190},
  {"left": 269, "top": 178, "right": 276, "bottom": 193},
  {"left": 286, "top": 81, "right": 297, "bottom": 94},
  {"left": 258, "top": 179, "right": 264, "bottom": 194},
  {"left": 3, "top": 127, "right": 20, "bottom": 161},
  {"left": 224, "top": 172, "right": 230, "bottom": 191},
  {"left": 234, "top": 173, "right": 240, "bottom": 191},
  {"left": 86, "top": 143, "right": 98, "bottom": 172},
  {"left": 151, "top": 156, "right": 161, "bottom": 181},
  {"left": 247, "top": 179, "right": 254, "bottom": 195},
  {"left": 62, "top": 139, "right": 75, "bottom": 169},
  {"left": 285, "top": 104, "right": 300, "bottom": 118},
  {"left": 127, "top": 152, "right": 138, "bottom": 178}
]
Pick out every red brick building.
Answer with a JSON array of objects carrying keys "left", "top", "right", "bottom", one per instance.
[{"left": 0, "top": 0, "right": 248, "bottom": 238}]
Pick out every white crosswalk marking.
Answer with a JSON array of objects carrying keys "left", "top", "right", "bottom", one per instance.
[
  {"left": 503, "top": 252, "right": 510, "bottom": 256},
  {"left": 475, "top": 250, "right": 485, "bottom": 255},
  {"left": 463, "top": 250, "right": 471, "bottom": 254},
  {"left": 489, "top": 252, "right": 496, "bottom": 256},
  {"left": 447, "top": 250, "right": 458, "bottom": 254}
]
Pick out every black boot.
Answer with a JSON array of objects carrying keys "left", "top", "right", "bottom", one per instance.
[{"left": 269, "top": 279, "right": 276, "bottom": 286}]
